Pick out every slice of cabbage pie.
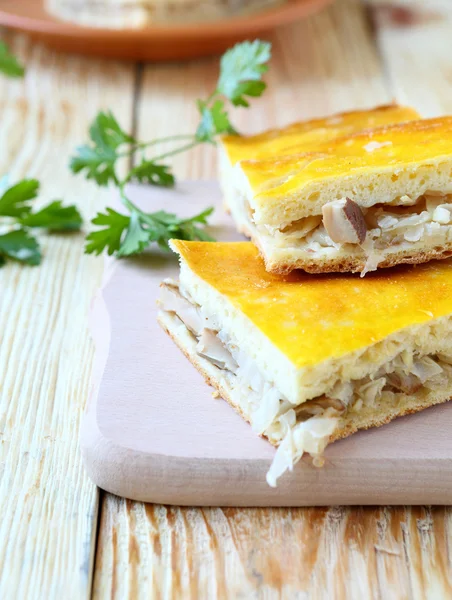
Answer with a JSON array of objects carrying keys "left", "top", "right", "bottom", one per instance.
[
  {"left": 221, "top": 115, "right": 452, "bottom": 276},
  {"left": 159, "top": 240, "right": 452, "bottom": 486}
]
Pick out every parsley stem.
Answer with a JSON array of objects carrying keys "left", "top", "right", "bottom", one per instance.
[
  {"left": 118, "top": 182, "right": 149, "bottom": 220},
  {"left": 119, "top": 189, "right": 148, "bottom": 222},
  {"left": 117, "top": 135, "right": 195, "bottom": 159},
  {"left": 204, "top": 90, "right": 219, "bottom": 104},
  {"left": 135, "top": 134, "right": 194, "bottom": 147},
  {"left": 150, "top": 140, "right": 200, "bottom": 162}
]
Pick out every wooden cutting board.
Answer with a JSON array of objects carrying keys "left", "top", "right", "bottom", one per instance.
[{"left": 81, "top": 181, "right": 452, "bottom": 506}]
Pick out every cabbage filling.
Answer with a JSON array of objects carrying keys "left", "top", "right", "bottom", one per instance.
[
  {"left": 260, "top": 192, "right": 452, "bottom": 271},
  {"left": 160, "top": 280, "right": 452, "bottom": 486}
]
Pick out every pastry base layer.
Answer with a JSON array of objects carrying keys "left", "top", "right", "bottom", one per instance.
[{"left": 158, "top": 311, "right": 452, "bottom": 448}]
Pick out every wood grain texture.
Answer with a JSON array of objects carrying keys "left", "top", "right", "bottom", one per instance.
[
  {"left": 368, "top": 0, "right": 452, "bottom": 116},
  {"left": 0, "top": 33, "right": 136, "bottom": 598},
  {"left": 4, "top": 0, "right": 452, "bottom": 596},
  {"left": 94, "top": 500, "right": 452, "bottom": 599},
  {"left": 92, "top": 0, "right": 452, "bottom": 597}
]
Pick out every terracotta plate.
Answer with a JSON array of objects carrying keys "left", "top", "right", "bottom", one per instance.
[{"left": 0, "top": 0, "right": 332, "bottom": 61}]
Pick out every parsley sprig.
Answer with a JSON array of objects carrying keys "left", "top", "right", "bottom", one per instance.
[
  {"left": 70, "top": 40, "right": 272, "bottom": 257},
  {"left": 0, "top": 41, "right": 25, "bottom": 78},
  {"left": 0, "top": 53, "right": 83, "bottom": 267},
  {"left": 0, "top": 178, "right": 82, "bottom": 266},
  {"left": 85, "top": 205, "right": 214, "bottom": 257}
]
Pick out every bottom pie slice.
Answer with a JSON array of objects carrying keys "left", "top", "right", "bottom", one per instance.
[{"left": 158, "top": 240, "right": 452, "bottom": 486}]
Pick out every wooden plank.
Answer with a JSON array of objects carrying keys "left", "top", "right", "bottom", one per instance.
[
  {"left": 368, "top": 0, "right": 452, "bottom": 116},
  {"left": 94, "top": 501, "right": 452, "bottom": 598},
  {"left": 364, "top": 0, "right": 452, "bottom": 593},
  {"left": 92, "top": 0, "right": 436, "bottom": 596},
  {"left": 0, "top": 33, "right": 136, "bottom": 598}
]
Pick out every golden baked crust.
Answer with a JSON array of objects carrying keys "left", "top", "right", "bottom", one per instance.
[
  {"left": 240, "top": 116, "right": 452, "bottom": 225},
  {"left": 171, "top": 240, "right": 452, "bottom": 369},
  {"left": 221, "top": 104, "right": 419, "bottom": 166}
]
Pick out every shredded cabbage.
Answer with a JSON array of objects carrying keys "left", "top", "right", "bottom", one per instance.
[
  {"left": 411, "top": 356, "right": 443, "bottom": 383},
  {"left": 266, "top": 417, "right": 338, "bottom": 487},
  {"left": 251, "top": 385, "right": 281, "bottom": 434},
  {"left": 358, "top": 378, "right": 386, "bottom": 407},
  {"left": 161, "top": 283, "right": 452, "bottom": 487}
]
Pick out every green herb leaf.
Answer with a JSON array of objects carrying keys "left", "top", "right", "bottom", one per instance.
[
  {"left": 70, "top": 112, "right": 135, "bottom": 186},
  {"left": 0, "top": 42, "right": 25, "bottom": 78},
  {"left": 195, "top": 99, "right": 236, "bottom": 142},
  {"left": 141, "top": 207, "right": 215, "bottom": 250},
  {"left": 116, "top": 211, "right": 151, "bottom": 257},
  {"left": 129, "top": 160, "right": 175, "bottom": 187},
  {"left": 70, "top": 144, "right": 117, "bottom": 186},
  {"left": 182, "top": 206, "right": 214, "bottom": 225},
  {"left": 85, "top": 208, "right": 130, "bottom": 255},
  {"left": 89, "top": 111, "right": 135, "bottom": 151},
  {"left": 0, "top": 229, "right": 41, "bottom": 265},
  {"left": 86, "top": 204, "right": 215, "bottom": 257},
  {"left": 0, "top": 179, "right": 40, "bottom": 217},
  {"left": 217, "top": 40, "right": 271, "bottom": 107},
  {"left": 72, "top": 40, "right": 273, "bottom": 262},
  {"left": 173, "top": 207, "right": 215, "bottom": 243},
  {"left": 0, "top": 178, "right": 83, "bottom": 267},
  {"left": 20, "top": 200, "right": 83, "bottom": 231},
  {"left": 228, "top": 80, "right": 267, "bottom": 108}
]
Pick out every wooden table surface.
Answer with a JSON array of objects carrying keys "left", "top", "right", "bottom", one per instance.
[{"left": 1, "top": 0, "right": 452, "bottom": 597}]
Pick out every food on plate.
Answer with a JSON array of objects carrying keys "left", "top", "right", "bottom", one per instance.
[
  {"left": 221, "top": 115, "right": 452, "bottom": 275},
  {"left": 47, "top": 0, "right": 286, "bottom": 27},
  {"left": 46, "top": 0, "right": 149, "bottom": 27},
  {"left": 159, "top": 240, "right": 452, "bottom": 486}
]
